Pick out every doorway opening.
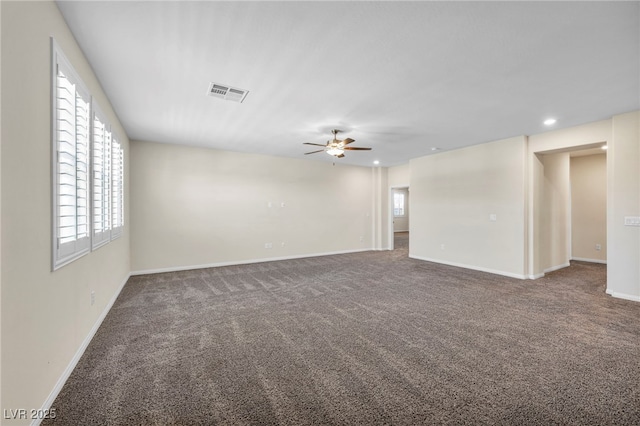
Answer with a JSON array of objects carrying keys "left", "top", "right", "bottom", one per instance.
[
  {"left": 389, "top": 186, "right": 409, "bottom": 252},
  {"left": 532, "top": 142, "right": 607, "bottom": 281}
]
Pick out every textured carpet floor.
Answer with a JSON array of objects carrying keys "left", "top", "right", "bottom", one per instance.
[{"left": 46, "top": 233, "right": 640, "bottom": 425}]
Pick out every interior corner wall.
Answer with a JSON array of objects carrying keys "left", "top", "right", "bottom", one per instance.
[
  {"left": 530, "top": 153, "right": 544, "bottom": 277},
  {"left": 409, "top": 136, "right": 527, "bottom": 279},
  {"left": 1, "top": 1, "right": 131, "bottom": 422},
  {"left": 374, "top": 166, "right": 389, "bottom": 250},
  {"left": 539, "top": 152, "right": 571, "bottom": 273},
  {"left": 571, "top": 154, "right": 607, "bottom": 263},
  {"left": 609, "top": 111, "right": 640, "bottom": 301},
  {"left": 130, "top": 141, "right": 374, "bottom": 273}
]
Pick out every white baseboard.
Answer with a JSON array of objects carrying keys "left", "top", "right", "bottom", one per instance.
[
  {"left": 530, "top": 260, "right": 604, "bottom": 280},
  {"left": 32, "top": 272, "right": 131, "bottom": 426},
  {"left": 408, "top": 255, "right": 527, "bottom": 280},
  {"left": 571, "top": 257, "right": 607, "bottom": 264},
  {"left": 544, "top": 262, "right": 570, "bottom": 274},
  {"left": 131, "top": 248, "right": 373, "bottom": 276},
  {"left": 606, "top": 290, "right": 640, "bottom": 302}
]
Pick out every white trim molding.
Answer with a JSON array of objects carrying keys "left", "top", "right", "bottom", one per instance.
[
  {"left": 571, "top": 257, "right": 607, "bottom": 264},
  {"left": 543, "top": 262, "right": 571, "bottom": 274},
  {"left": 131, "top": 249, "right": 373, "bottom": 276},
  {"left": 409, "top": 255, "right": 527, "bottom": 280},
  {"left": 606, "top": 288, "right": 640, "bottom": 303}
]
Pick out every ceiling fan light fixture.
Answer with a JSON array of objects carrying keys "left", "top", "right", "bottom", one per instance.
[
  {"left": 326, "top": 147, "right": 344, "bottom": 156},
  {"left": 303, "top": 128, "right": 370, "bottom": 158}
]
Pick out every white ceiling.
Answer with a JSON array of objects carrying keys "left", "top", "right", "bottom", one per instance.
[{"left": 56, "top": 1, "right": 639, "bottom": 167}]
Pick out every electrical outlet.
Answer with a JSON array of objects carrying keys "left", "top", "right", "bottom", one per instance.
[
  {"left": 264, "top": 242, "right": 273, "bottom": 249},
  {"left": 489, "top": 213, "right": 497, "bottom": 222},
  {"left": 441, "top": 244, "right": 445, "bottom": 251},
  {"left": 90, "top": 290, "right": 95, "bottom": 306},
  {"left": 624, "top": 216, "right": 640, "bottom": 226},
  {"left": 360, "top": 236, "right": 364, "bottom": 242},
  {"left": 281, "top": 242, "right": 285, "bottom": 247},
  {"left": 595, "top": 244, "right": 601, "bottom": 251}
]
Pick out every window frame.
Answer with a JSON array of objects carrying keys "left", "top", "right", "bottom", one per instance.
[
  {"left": 51, "top": 39, "right": 92, "bottom": 270},
  {"left": 51, "top": 38, "right": 126, "bottom": 270}
]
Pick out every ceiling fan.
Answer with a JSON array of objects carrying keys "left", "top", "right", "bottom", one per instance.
[{"left": 303, "top": 129, "right": 372, "bottom": 158}]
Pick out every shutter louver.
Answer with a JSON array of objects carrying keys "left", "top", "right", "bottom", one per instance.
[
  {"left": 92, "top": 108, "right": 112, "bottom": 249},
  {"left": 111, "top": 139, "right": 124, "bottom": 238}
]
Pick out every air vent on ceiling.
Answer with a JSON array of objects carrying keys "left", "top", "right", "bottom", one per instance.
[{"left": 207, "top": 82, "right": 249, "bottom": 103}]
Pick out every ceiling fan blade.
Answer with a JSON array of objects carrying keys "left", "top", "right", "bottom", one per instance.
[
  {"left": 304, "top": 150, "right": 325, "bottom": 155},
  {"left": 303, "top": 142, "right": 328, "bottom": 147},
  {"left": 342, "top": 138, "right": 355, "bottom": 145},
  {"left": 336, "top": 154, "right": 345, "bottom": 158},
  {"left": 343, "top": 147, "right": 372, "bottom": 150}
]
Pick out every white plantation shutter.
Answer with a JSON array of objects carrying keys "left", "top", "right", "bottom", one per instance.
[
  {"left": 92, "top": 105, "right": 112, "bottom": 249},
  {"left": 111, "top": 137, "right": 124, "bottom": 239},
  {"left": 53, "top": 44, "right": 91, "bottom": 269},
  {"left": 52, "top": 39, "right": 126, "bottom": 268}
]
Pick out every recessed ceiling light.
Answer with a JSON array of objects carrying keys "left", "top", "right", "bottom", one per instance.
[
  {"left": 601, "top": 145, "right": 608, "bottom": 150},
  {"left": 373, "top": 160, "right": 380, "bottom": 165},
  {"left": 543, "top": 118, "right": 557, "bottom": 126}
]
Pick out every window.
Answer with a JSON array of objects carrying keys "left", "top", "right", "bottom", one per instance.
[
  {"left": 111, "top": 136, "right": 124, "bottom": 239},
  {"left": 52, "top": 39, "right": 125, "bottom": 269},
  {"left": 394, "top": 192, "right": 405, "bottom": 216},
  {"left": 92, "top": 103, "right": 113, "bottom": 249},
  {"left": 52, "top": 41, "right": 91, "bottom": 269}
]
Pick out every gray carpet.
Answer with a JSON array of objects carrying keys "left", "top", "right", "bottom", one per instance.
[{"left": 45, "top": 232, "right": 640, "bottom": 425}]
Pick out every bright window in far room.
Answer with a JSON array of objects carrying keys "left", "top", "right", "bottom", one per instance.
[{"left": 394, "top": 192, "right": 405, "bottom": 216}]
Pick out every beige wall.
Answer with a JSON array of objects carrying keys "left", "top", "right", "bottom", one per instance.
[
  {"left": 388, "top": 163, "right": 410, "bottom": 188},
  {"left": 571, "top": 154, "right": 607, "bottom": 262},
  {"left": 376, "top": 167, "right": 389, "bottom": 250},
  {"left": 540, "top": 152, "right": 571, "bottom": 272},
  {"left": 528, "top": 119, "right": 611, "bottom": 153},
  {"left": 1, "top": 1, "right": 131, "bottom": 423},
  {"left": 609, "top": 111, "right": 640, "bottom": 301},
  {"left": 130, "top": 141, "right": 375, "bottom": 272},
  {"left": 0, "top": 2, "right": 638, "bottom": 421},
  {"left": 410, "top": 136, "right": 528, "bottom": 278}
]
